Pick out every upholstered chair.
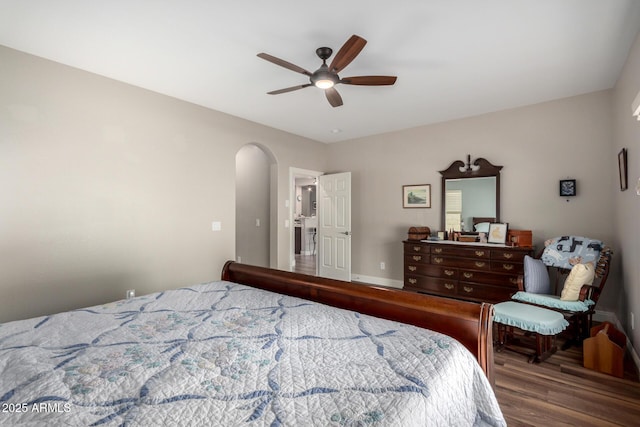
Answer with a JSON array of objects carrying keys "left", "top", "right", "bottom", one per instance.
[{"left": 511, "top": 236, "right": 612, "bottom": 349}]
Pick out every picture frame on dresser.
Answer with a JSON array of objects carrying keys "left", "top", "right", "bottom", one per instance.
[
  {"left": 402, "top": 184, "right": 431, "bottom": 208},
  {"left": 487, "top": 222, "right": 508, "bottom": 244}
]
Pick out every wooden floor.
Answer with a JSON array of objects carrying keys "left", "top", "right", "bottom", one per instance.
[
  {"left": 294, "top": 254, "right": 316, "bottom": 275},
  {"left": 494, "top": 328, "right": 640, "bottom": 426}
]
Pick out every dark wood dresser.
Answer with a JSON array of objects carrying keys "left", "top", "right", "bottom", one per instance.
[{"left": 403, "top": 240, "right": 534, "bottom": 304}]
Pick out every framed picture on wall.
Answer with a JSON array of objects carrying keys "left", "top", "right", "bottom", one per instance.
[
  {"left": 487, "top": 222, "right": 508, "bottom": 244},
  {"left": 618, "top": 148, "right": 628, "bottom": 191},
  {"left": 402, "top": 184, "right": 431, "bottom": 208},
  {"left": 559, "top": 179, "right": 576, "bottom": 197}
]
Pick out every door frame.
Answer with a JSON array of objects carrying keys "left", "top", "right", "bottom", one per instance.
[{"left": 289, "top": 167, "right": 323, "bottom": 272}]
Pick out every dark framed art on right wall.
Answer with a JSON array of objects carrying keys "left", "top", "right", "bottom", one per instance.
[{"left": 618, "top": 148, "right": 628, "bottom": 191}]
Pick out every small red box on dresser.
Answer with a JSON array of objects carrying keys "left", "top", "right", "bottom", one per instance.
[{"left": 507, "top": 229, "right": 533, "bottom": 247}]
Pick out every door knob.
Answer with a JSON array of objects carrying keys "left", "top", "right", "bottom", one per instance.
[{"left": 340, "top": 231, "right": 352, "bottom": 236}]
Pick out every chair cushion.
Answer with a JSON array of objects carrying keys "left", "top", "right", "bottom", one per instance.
[
  {"left": 523, "top": 255, "right": 551, "bottom": 294},
  {"left": 512, "top": 291, "right": 594, "bottom": 312},
  {"left": 560, "top": 262, "right": 595, "bottom": 301},
  {"left": 540, "top": 236, "right": 603, "bottom": 269},
  {"left": 494, "top": 301, "right": 569, "bottom": 335}
]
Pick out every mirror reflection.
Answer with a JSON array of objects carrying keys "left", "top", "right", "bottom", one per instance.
[
  {"left": 440, "top": 156, "right": 502, "bottom": 232},
  {"left": 444, "top": 177, "right": 496, "bottom": 232}
]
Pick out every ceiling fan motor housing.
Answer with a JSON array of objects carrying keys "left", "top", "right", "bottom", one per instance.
[
  {"left": 310, "top": 47, "right": 338, "bottom": 87},
  {"left": 310, "top": 64, "right": 338, "bottom": 87},
  {"left": 316, "top": 47, "right": 333, "bottom": 61}
]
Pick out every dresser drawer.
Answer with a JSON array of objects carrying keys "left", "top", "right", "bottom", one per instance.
[
  {"left": 405, "top": 263, "right": 458, "bottom": 278},
  {"left": 456, "top": 282, "right": 513, "bottom": 303},
  {"left": 430, "top": 255, "right": 492, "bottom": 270},
  {"left": 404, "top": 253, "right": 430, "bottom": 265},
  {"left": 404, "top": 242, "right": 429, "bottom": 254},
  {"left": 458, "top": 270, "right": 519, "bottom": 288},
  {"left": 490, "top": 260, "right": 524, "bottom": 274},
  {"left": 491, "top": 249, "right": 528, "bottom": 262},
  {"left": 431, "top": 245, "right": 490, "bottom": 259},
  {"left": 404, "top": 275, "right": 457, "bottom": 296}
]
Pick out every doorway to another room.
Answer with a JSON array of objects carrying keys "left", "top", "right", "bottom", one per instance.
[
  {"left": 293, "top": 174, "right": 318, "bottom": 275},
  {"left": 235, "top": 144, "right": 276, "bottom": 268},
  {"left": 290, "top": 169, "right": 352, "bottom": 281}
]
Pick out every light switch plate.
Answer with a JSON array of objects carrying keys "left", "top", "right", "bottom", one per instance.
[{"left": 212, "top": 221, "right": 222, "bottom": 231}]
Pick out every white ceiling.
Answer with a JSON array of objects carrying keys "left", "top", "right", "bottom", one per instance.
[{"left": 1, "top": 1, "right": 640, "bottom": 143}]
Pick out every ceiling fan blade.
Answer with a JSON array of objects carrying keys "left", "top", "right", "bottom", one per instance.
[
  {"left": 257, "top": 53, "right": 312, "bottom": 76},
  {"left": 325, "top": 87, "right": 343, "bottom": 107},
  {"left": 341, "top": 76, "right": 397, "bottom": 86},
  {"left": 267, "top": 84, "right": 312, "bottom": 95},
  {"left": 329, "top": 35, "right": 367, "bottom": 73}
]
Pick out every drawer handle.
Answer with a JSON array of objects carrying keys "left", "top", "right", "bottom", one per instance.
[
  {"left": 413, "top": 246, "right": 421, "bottom": 252},
  {"left": 474, "top": 261, "right": 486, "bottom": 268},
  {"left": 412, "top": 255, "right": 422, "bottom": 261},
  {"left": 445, "top": 283, "right": 454, "bottom": 290},
  {"left": 444, "top": 269, "right": 455, "bottom": 276},
  {"left": 463, "top": 272, "right": 473, "bottom": 279},
  {"left": 502, "top": 253, "right": 514, "bottom": 259},
  {"left": 408, "top": 266, "right": 417, "bottom": 272},
  {"left": 434, "top": 248, "right": 442, "bottom": 253},
  {"left": 502, "top": 264, "right": 514, "bottom": 271},
  {"left": 463, "top": 286, "right": 473, "bottom": 293},
  {"left": 509, "top": 277, "right": 518, "bottom": 284},
  {"left": 475, "top": 250, "right": 485, "bottom": 257},
  {"left": 408, "top": 278, "right": 417, "bottom": 284},
  {"left": 433, "top": 257, "right": 443, "bottom": 264}
]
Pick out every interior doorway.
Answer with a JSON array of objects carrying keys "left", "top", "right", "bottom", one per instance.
[
  {"left": 290, "top": 168, "right": 322, "bottom": 275},
  {"left": 236, "top": 144, "right": 276, "bottom": 268}
]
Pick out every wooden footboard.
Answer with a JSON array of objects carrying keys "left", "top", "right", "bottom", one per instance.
[{"left": 221, "top": 261, "right": 495, "bottom": 384}]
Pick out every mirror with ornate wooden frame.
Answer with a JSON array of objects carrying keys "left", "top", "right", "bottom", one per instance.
[{"left": 440, "top": 156, "right": 502, "bottom": 232}]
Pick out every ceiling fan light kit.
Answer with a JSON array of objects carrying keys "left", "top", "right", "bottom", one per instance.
[
  {"left": 310, "top": 47, "right": 337, "bottom": 89},
  {"left": 258, "top": 35, "right": 397, "bottom": 107}
]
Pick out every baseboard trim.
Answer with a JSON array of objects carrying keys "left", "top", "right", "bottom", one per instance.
[{"left": 351, "top": 273, "right": 403, "bottom": 289}]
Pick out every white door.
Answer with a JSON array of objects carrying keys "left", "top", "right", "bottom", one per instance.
[{"left": 318, "top": 172, "right": 351, "bottom": 281}]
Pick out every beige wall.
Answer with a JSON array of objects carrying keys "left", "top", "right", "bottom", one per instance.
[
  {"left": 2, "top": 40, "right": 638, "bottom": 356},
  {"left": 612, "top": 31, "right": 640, "bottom": 350},
  {"left": 327, "top": 90, "right": 617, "bottom": 306},
  {"left": 0, "top": 45, "right": 327, "bottom": 322}
]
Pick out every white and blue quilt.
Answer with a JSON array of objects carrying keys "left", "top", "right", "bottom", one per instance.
[{"left": 0, "top": 281, "right": 505, "bottom": 426}]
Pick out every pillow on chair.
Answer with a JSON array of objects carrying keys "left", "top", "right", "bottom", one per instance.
[
  {"left": 560, "top": 262, "right": 595, "bottom": 301},
  {"left": 523, "top": 255, "right": 551, "bottom": 294}
]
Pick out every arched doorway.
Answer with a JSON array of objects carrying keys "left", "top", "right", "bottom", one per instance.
[{"left": 235, "top": 143, "right": 276, "bottom": 268}]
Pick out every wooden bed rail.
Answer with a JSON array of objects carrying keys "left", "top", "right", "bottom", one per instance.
[{"left": 221, "top": 261, "right": 495, "bottom": 384}]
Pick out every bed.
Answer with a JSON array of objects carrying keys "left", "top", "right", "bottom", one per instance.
[{"left": 0, "top": 261, "right": 505, "bottom": 426}]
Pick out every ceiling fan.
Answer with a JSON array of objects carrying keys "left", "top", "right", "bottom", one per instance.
[{"left": 257, "top": 35, "right": 397, "bottom": 107}]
